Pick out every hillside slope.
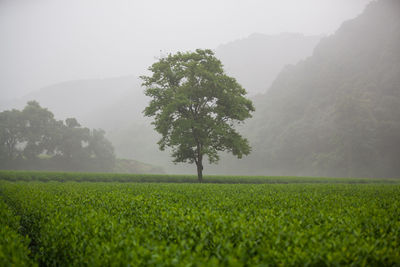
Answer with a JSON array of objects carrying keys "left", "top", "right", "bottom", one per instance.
[{"left": 239, "top": 0, "right": 400, "bottom": 178}]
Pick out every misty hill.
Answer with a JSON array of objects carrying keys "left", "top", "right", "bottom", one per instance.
[
  {"left": 3, "top": 33, "right": 322, "bottom": 124},
  {"left": 216, "top": 33, "right": 322, "bottom": 95},
  {"left": 224, "top": 0, "right": 400, "bottom": 178},
  {"left": 1, "top": 75, "right": 144, "bottom": 127}
]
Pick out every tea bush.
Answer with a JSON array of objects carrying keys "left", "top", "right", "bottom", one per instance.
[{"left": 0, "top": 197, "right": 37, "bottom": 266}]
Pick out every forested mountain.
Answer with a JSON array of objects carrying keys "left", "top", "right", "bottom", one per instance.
[
  {"left": 215, "top": 33, "right": 321, "bottom": 95},
  {"left": 229, "top": 0, "right": 400, "bottom": 178}
]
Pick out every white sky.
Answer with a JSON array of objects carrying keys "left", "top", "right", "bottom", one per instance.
[{"left": 0, "top": 0, "right": 372, "bottom": 101}]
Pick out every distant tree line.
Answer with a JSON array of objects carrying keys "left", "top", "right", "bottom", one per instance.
[{"left": 0, "top": 101, "right": 115, "bottom": 172}]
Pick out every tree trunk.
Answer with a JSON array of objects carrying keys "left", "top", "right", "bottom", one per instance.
[
  {"left": 195, "top": 142, "right": 203, "bottom": 183},
  {"left": 196, "top": 158, "right": 203, "bottom": 183}
]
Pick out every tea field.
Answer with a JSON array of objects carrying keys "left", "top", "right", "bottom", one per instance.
[{"left": 1, "top": 177, "right": 400, "bottom": 265}]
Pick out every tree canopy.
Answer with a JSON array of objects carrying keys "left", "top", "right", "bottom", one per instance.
[
  {"left": 141, "top": 49, "right": 254, "bottom": 181},
  {"left": 0, "top": 101, "right": 115, "bottom": 172}
]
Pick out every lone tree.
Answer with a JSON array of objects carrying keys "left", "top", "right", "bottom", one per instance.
[{"left": 141, "top": 49, "right": 255, "bottom": 182}]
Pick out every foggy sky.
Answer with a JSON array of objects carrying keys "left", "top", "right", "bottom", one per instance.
[{"left": 0, "top": 0, "right": 372, "bottom": 102}]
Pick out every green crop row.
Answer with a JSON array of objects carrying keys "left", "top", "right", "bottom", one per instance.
[
  {"left": 0, "top": 197, "right": 37, "bottom": 266},
  {"left": 1, "top": 170, "right": 399, "bottom": 184},
  {"left": 1, "top": 181, "right": 399, "bottom": 266}
]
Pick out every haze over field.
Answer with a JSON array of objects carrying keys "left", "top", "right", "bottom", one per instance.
[{"left": 2, "top": 0, "right": 399, "bottom": 178}]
